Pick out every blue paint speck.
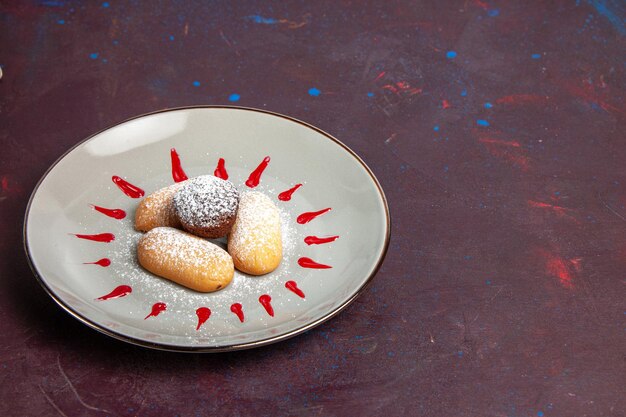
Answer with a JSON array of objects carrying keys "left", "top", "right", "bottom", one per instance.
[
  {"left": 484, "top": 102, "right": 493, "bottom": 108},
  {"left": 434, "top": 125, "right": 440, "bottom": 131},
  {"left": 247, "top": 15, "right": 278, "bottom": 25},
  {"left": 228, "top": 93, "right": 240, "bottom": 102},
  {"left": 488, "top": 9, "right": 500, "bottom": 16},
  {"left": 387, "top": 351, "right": 395, "bottom": 357},
  {"left": 537, "top": 412, "right": 544, "bottom": 417},
  {"left": 112, "top": 40, "right": 119, "bottom": 45},
  {"left": 532, "top": 53, "right": 541, "bottom": 59},
  {"left": 102, "top": 1, "right": 110, "bottom": 7},
  {"left": 446, "top": 50, "right": 457, "bottom": 59},
  {"left": 192, "top": 81, "right": 200, "bottom": 87},
  {"left": 461, "top": 89, "right": 467, "bottom": 97},
  {"left": 57, "top": 19, "right": 65, "bottom": 24},
  {"left": 443, "top": 165, "right": 449, "bottom": 172},
  {"left": 486, "top": 280, "right": 492, "bottom": 285},
  {"left": 169, "top": 35, "right": 175, "bottom": 41},
  {"left": 477, "top": 119, "right": 490, "bottom": 127},
  {"left": 308, "top": 87, "right": 321, "bottom": 96},
  {"left": 367, "top": 92, "right": 375, "bottom": 97},
  {"left": 457, "top": 351, "right": 464, "bottom": 357},
  {"left": 89, "top": 53, "right": 99, "bottom": 59}
]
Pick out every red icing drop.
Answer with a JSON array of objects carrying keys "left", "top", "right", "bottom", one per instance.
[
  {"left": 259, "top": 294, "right": 274, "bottom": 317},
  {"left": 298, "top": 257, "right": 332, "bottom": 269},
  {"left": 195, "top": 307, "right": 211, "bottom": 330},
  {"left": 278, "top": 183, "right": 303, "bottom": 201},
  {"left": 84, "top": 258, "right": 111, "bottom": 267},
  {"left": 245, "top": 156, "right": 270, "bottom": 188},
  {"left": 230, "top": 303, "right": 244, "bottom": 322},
  {"left": 145, "top": 302, "right": 167, "bottom": 319},
  {"left": 90, "top": 204, "right": 126, "bottom": 220},
  {"left": 285, "top": 281, "right": 305, "bottom": 298},
  {"left": 214, "top": 158, "right": 228, "bottom": 180},
  {"left": 112, "top": 176, "right": 144, "bottom": 198},
  {"left": 170, "top": 148, "right": 188, "bottom": 182},
  {"left": 297, "top": 208, "right": 332, "bottom": 224},
  {"left": 97, "top": 285, "right": 132, "bottom": 300},
  {"left": 304, "top": 235, "right": 339, "bottom": 245},
  {"left": 73, "top": 233, "right": 115, "bottom": 243}
]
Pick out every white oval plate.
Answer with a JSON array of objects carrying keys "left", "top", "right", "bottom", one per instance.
[{"left": 24, "top": 106, "right": 390, "bottom": 352}]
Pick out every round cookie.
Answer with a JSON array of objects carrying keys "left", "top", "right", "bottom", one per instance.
[
  {"left": 137, "top": 227, "right": 234, "bottom": 292},
  {"left": 173, "top": 175, "right": 240, "bottom": 238}
]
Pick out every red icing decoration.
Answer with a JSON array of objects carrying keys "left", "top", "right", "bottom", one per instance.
[
  {"left": 278, "top": 183, "right": 303, "bottom": 201},
  {"left": 195, "top": 307, "right": 211, "bottom": 330},
  {"left": 259, "top": 294, "right": 274, "bottom": 317},
  {"left": 298, "top": 257, "right": 332, "bottom": 269},
  {"left": 97, "top": 285, "right": 132, "bottom": 300},
  {"left": 214, "top": 158, "right": 228, "bottom": 180},
  {"left": 230, "top": 303, "right": 244, "bottom": 322},
  {"left": 285, "top": 281, "right": 305, "bottom": 298},
  {"left": 245, "top": 156, "right": 270, "bottom": 188},
  {"left": 73, "top": 233, "right": 115, "bottom": 243},
  {"left": 297, "top": 208, "right": 331, "bottom": 224},
  {"left": 170, "top": 148, "right": 189, "bottom": 182},
  {"left": 112, "top": 176, "right": 144, "bottom": 198},
  {"left": 84, "top": 258, "right": 111, "bottom": 267},
  {"left": 145, "top": 302, "right": 167, "bottom": 319},
  {"left": 304, "top": 235, "right": 339, "bottom": 245},
  {"left": 90, "top": 204, "right": 126, "bottom": 220}
]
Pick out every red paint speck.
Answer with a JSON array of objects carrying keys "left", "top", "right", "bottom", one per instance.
[
  {"left": 230, "top": 303, "right": 244, "bottom": 322},
  {"left": 214, "top": 158, "right": 228, "bottom": 180},
  {"left": 528, "top": 200, "right": 571, "bottom": 217},
  {"left": 442, "top": 99, "right": 451, "bottom": 109},
  {"left": 195, "top": 307, "right": 211, "bottom": 330},
  {"left": 245, "top": 156, "right": 270, "bottom": 188},
  {"left": 170, "top": 148, "right": 188, "bottom": 182},
  {"left": 96, "top": 285, "right": 132, "bottom": 300},
  {"left": 259, "top": 294, "right": 274, "bottom": 317},
  {"left": 297, "top": 208, "right": 331, "bottom": 224},
  {"left": 285, "top": 281, "right": 305, "bottom": 298},
  {"left": 90, "top": 204, "right": 126, "bottom": 220},
  {"left": 278, "top": 183, "right": 302, "bottom": 201},
  {"left": 495, "top": 94, "right": 549, "bottom": 105},
  {"left": 298, "top": 257, "right": 332, "bottom": 269},
  {"left": 304, "top": 235, "right": 339, "bottom": 245},
  {"left": 84, "top": 258, "right": 111, "bottom": 267},
  {"left": 112, "top": 176, "right": 144, "bottom": 198},
  {"left": 73, "top": 233, "right": 115, "bottom": 243},
  {"left": 478, "top": 138, "right": 521, "bottom": 148},
  {"left": 544, "top": 254, "right": 575, "bottom": 289},
  {"left": 145, "top": 302, "right": 167, "bottom": 319}
]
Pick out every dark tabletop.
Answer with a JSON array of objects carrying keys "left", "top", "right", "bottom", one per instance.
[{"left": 1, "top": 1, "right": 625, "bottom": 416}]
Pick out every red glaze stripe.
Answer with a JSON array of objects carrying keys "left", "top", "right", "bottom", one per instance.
[
  {"left": 84, "top": 258, "right": 111, "bottom": 267},
  {"left": 91, "top": 204, "right": 126, "bottom": 220},
  {"left": 304, "top": 235, "right": 339, "bottom": 245},
  {"left": 195, "top": 307, "right": 211, "bottom": 330},
  {"left": 285, "top": 281, "right": 305, "bottom": 298},
  {"left": 230, "top": 303, "right": 244, "bottom": 322},
  {"left": 112, "top": 176, "right": 144, "bottom": 198},
  {"left": 145, "top": 302, "right": 167, "bottom": 319},
  {"left": 297, "top": 208, "right": 331, "bottom": 224},
  {"left": 96, "top": 285, "right": 132, "bottom": 300},
  {"left": 214, "top": 158, "right": 228, "bottom": 180},
  {"left": 278, "top": 183, "right": 302, "bottom": 201},
  {"left": 259, "top": 294, "right": 274, "bottom": 317},
  {"left": 298, "top": 257, "right": 332, "bottom": 269},
  {"left": 73, "top": 233, "right": 115, "bottom": 243},
  {"left": 245, "top": 156, "right": 270, "bottom": 188},
  {"left": 170, "top": 148, "right": 188, "bottom": 182}
]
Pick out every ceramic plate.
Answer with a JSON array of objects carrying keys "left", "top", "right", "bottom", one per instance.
[{"left": 24, "top": 106, "right": 390, "bottom": 352}]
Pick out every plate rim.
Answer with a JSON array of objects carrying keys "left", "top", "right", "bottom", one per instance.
[{"left": 22, "top": 105, "right": 391, "bottom": 353}]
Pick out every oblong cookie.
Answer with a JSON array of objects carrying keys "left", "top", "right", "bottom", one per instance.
[
  {"left": 134, "top": 182, "right": 184, "bottom": 232},
  {"left": 228, "top": 191, "right": 282, "bottom": 275},
  {"left": 137, "top": 227, "right": 234, "bottom": 292}
]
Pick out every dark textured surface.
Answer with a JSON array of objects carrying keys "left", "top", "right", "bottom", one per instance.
[{"left": 1, "top": 1, "right": 625, "bottom": 416}]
